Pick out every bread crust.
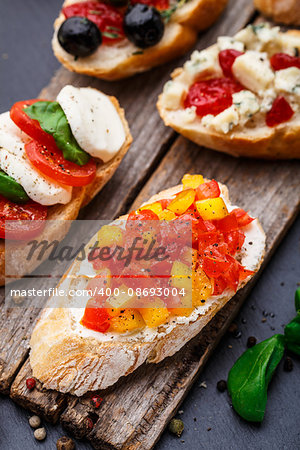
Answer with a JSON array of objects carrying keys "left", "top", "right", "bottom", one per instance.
[
  {"left": 157, "top": 30, "right": 300, "bottom": 159},
  {"left": 30, "top": 182, "right": 265, "bottom": 396},
  {"left": 52, "top": 0, "right": 228, "bottom": 80},
  {"left": 254, "top": 0, "right": 300, "bottom": 25},
  {"left": 0, "top": 94, "right": 132, "bottom": 285}
]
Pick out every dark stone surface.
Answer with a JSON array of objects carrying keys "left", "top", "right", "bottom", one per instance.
[{"left": 0, "top": 1, "right": 299, "bottom": 449}]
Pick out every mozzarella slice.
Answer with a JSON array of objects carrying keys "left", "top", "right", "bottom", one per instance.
[
  {"left": 0, "top": 112, "right": 72, "bottom": 205},
  {"left": 57, "top": 85, "right": 126, "bottom": 163}
]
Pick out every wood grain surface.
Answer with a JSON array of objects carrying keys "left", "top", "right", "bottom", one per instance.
[{"left": 1, "top": 0, "right": 300, "bottom": 449}]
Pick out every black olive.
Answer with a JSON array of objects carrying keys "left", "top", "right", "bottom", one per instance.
[
  {"left": 58, "top": 17, "right": 102, "bottom": 57},
  {"left": 124, "top": 4, "right": 164, "bottom": 49}
]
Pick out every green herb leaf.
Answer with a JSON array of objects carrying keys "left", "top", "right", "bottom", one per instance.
[
  {"left": 227, "top": 334, "right": 285, "bottom": 422},
  {"left": 284, "top": 311, "right": 300, "bottom": 356},
  {"left": 295, "top": 287, "right": 300, "bottom": 312},
  {"left": 25, "top": 101, "right": 89, "bottom": 166},
  {"left": 0, "top": 170, "right": 29, "bottom": 203},
  {"left": 160, "top": 0, "right": 188, "bottom": 23},
  {"left": 102, "top": 31, "right": 120, "bottom": 39}
]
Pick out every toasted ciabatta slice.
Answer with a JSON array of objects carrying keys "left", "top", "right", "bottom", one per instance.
[
  {"left": 158, "top": 24, "right": 300, "bottom": 159},
  {"left": 0, "top": 92, "right": 132, "bottom": 286},
  {"left": 52, "top": 0, "right": 228, "bottom": 80},
  {"left": 254, "top": 0, "right": 300, "bottom": 26},
  {"left": 30, "top": 177, "right": 265, "bottom": 396}
]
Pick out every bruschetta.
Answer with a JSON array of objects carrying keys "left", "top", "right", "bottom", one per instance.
[
  {"left": 0, "top": 85, "right": 132, "bottom": 285},
  {"left": 254, "top": 0, "right": 300, "bottom": 26},
  {"left": 158, "top": 24, "right": 300, "bottom": 159},
  {"left": 30, "top": 174, "right": 265, "bottom": 395},
  {"left": 52, "top": 0, "right": 228, "bottom": 80}
]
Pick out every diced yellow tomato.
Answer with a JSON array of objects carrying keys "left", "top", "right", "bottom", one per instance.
[
  {"left": 97, "top": 225, "right": 124, "bottom": 247},
  {"left": 171, "top": 260, "right": 192, "bottom": 290},
  {"left": 167, "top": 189, "right": 196, "bottom": 215},
  {"left": 192, "top": 268, "right": 213, "bottom": 307},
  {"left": 182, "top": 174, "right": 204, "bottom": 189},
  {"left": 139, "top": 297, "right": 169, "bottom": 327},
  {"left": 105, "top": 284, "right": 137, "bottom": 309},
  {"left": 168, "top": 291, "right": 193, "bottom": 317},
  {"left": 108, "top": 308, "right": 145, "bottom": 332},
  {"left": 157, "top": 209, "right": 177, "bottom": 221},
  {"left": 195, "top": 198, "right": 228, "bottom": 220},
  {"left": 139, "top": 202, "right": 163, "bottom": 215}
]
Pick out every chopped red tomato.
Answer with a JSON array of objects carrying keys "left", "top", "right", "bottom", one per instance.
[
  {"left": 157, "top": 198, "right": 172, "bottom": 210},
  {"left": 63, "top": 1, "right": 125, "bottom": 44},
  {"left": 25, "top": 140, "right": 96, "bottom": 187},
  {"left": 131, "top": 0, "right": 169, "bottom": 10},
  {"left": 231, "top": 208, "right": 254, "bottom": 228},
  {"left": 266, "top": 96, "right": 294, "bottom": 127},
  {"left": 196, "top": 180, "right": 220, "bottom": 200},
  {"left": 219, "top": 49, "right": 244, "bottom": 77},
  {"left": 214, "top": 212, "right": 239, "bottom": 232},
  {"left": 127, "top": 209, "right": 159, "bottom": 221},
  {"left": 223, "top": 229, "right": 245, "bottom": 255},
  {"left": 0, "top": 195, "right": 47, "bottom": 240},
  {"left": 10, "top": 100, "right": 56, "bottom": 149},
  {"left": 184, "top": 78, "right": 244, "bottom": 117},
  {"left": 81, "top": 299, "right": 110, "bottom": 332},
  {"left": 270, "top": 53, "right": 300, "bottom": 71}
]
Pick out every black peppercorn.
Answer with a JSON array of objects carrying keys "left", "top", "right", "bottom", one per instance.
[
  {"left": 217, "top": 380, "right": 227, "bottom": 392},
  {"left": 247, "top": 336, "right": 257, "bottom": 348}
]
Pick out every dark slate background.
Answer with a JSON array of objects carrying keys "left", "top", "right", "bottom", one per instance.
[{"left": 0, "top": 1, "right": 299, "bottom": 449}]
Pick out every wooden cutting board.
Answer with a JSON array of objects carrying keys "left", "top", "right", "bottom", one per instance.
[{"left": 1, "top": 0, "right": 300, "bottom": 448}]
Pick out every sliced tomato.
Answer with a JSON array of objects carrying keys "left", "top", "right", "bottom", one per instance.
[
  {"left": 266, "top": 96, "right": 294, "bottom": 127},
  {"left": 196, "top": 180, "right": 220, "bottom": 200},
  {"left": 270, "top": 53, "right": 300, "bottom": 71},
  {"left": 231, "top": 208, "right": 254, "bottom": 227},
  {"left": 25, "top": 140, "right": 96, "bottom": 187},
  {"left": 0, "top": 195, "right": 47, "bottom": 240},
  {"left": 81, "top": 299, "right": 110, "bottom": 332},
  {"left": 10, "top": 100, "right": 57, "bottom": 148}
]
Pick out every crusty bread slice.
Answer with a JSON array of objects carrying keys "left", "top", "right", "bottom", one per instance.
[
  {"left": 29, "top": 180, "right": 265, "bottom": 396},
  {"left": 157, "top": 29, "right": 300, "bottom": 159},
  {"left": 254, "top": 0, "right": 300, "bottom": 26},
  {"left": 0, "top": 94, "right": 132, "bottom": 285},
  {"left": 52, "top": 0, "right": 228, "bottom": 80}
]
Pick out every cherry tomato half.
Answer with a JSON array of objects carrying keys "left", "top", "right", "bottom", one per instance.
[
  {"left": 0, "top": 195, "right": 47, "bottom": 240},
  {"left": 25, "top": 140, "right": 96, "bottom": 187},
  {"left": 219, "top": 49, "right": 244, "bottom": 77},
  {"left": 63, "top": 1, "right": 125, "bottom": 45},
  {"left": 10, "top": 100, "right": 56, "bottom": 149},
  {"left": 184, "top": 78, "right": 244, "bottom": 117},
  {"left": 270, "top": 53, "right": 300, "bottom": 71},
  {"left": 266, "top": 96, "right": 294, "bottom": 127}
]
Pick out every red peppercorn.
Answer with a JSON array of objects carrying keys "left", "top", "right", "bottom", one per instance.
[
  {"left": 85, "top": 417, "right": 94, "bottom": 431},
  {"left": 91, "top": 395, "right": 103, "bottom": 409},
  {"left": 26, "top": 378, "right": 36, "bottom": 390}
]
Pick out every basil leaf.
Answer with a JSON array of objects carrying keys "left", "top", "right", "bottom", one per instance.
[
  {"left": 0, "top": 170, "right": 29, "bottom": 203},
  {"left": 295, "top": 287, "right": 300, "bottom": 312},
  {"left": 284, "top": 311, "right": 300, "bottom": 356},
  {"left": 227, "top": 334, "right": 285, "bottom": 422},
  {"left": 25, "top": 101, "right": 90, "bottom": 166}
]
